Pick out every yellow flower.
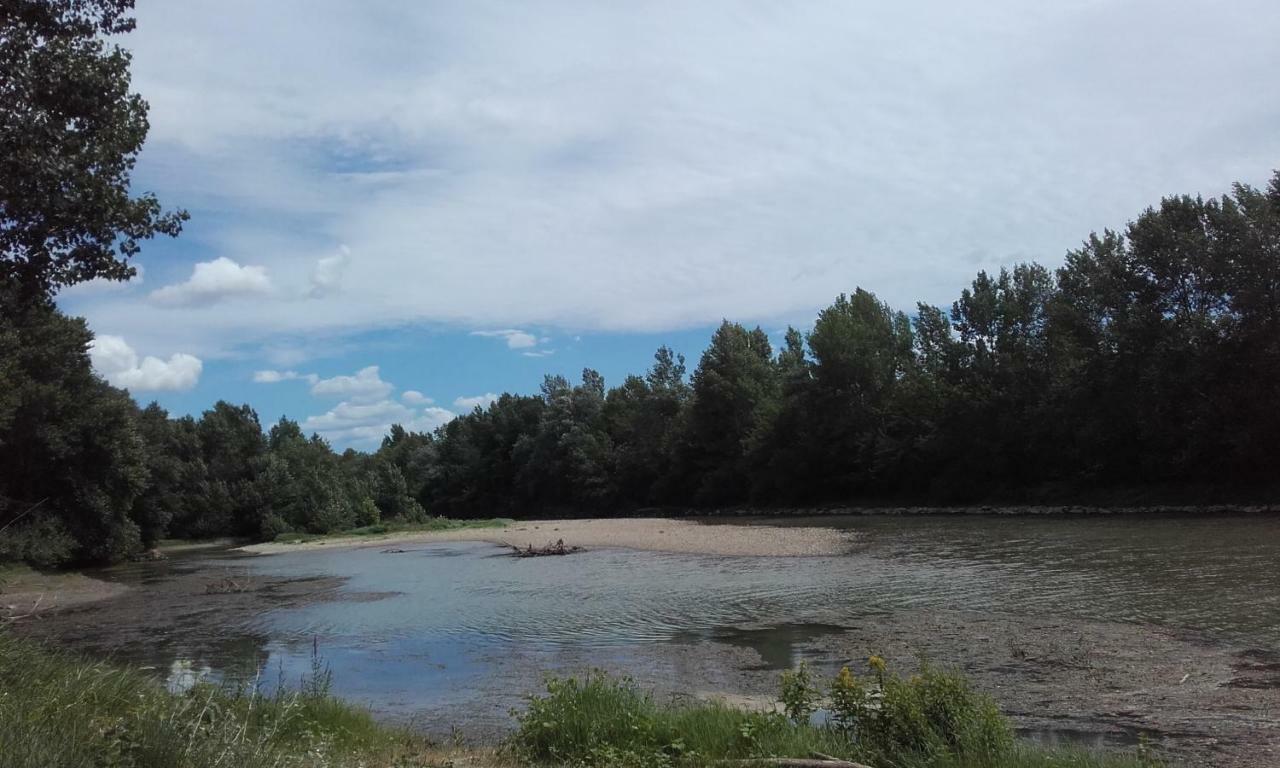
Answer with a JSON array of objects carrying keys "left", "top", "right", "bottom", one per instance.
[
  {"left": 836, "top": 666, "right": 855, "bottom": 686},
  {"left": 868, "top": 655, "right": 886, "bottom": 674}
]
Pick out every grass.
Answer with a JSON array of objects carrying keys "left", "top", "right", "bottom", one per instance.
[
  {"left": 272, "top": 516, "right": 512, "bottom": 545},
  {"left": 508, "top": 668, "right": 1168, "bottom": 768},
  {"left": 0, "top": 632, "right": 1170, "bottom": 768},
  {"left": 0, "top": 632, "right": 436, "bottom": 768}
]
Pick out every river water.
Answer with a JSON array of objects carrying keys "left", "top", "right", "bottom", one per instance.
[{"left": 36, "top": 514, "right": 1280, "bottom": 755}]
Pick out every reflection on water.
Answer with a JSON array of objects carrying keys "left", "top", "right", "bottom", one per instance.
[
  {"left": 672, "top": 623, "right": 847, "bottom": 670},
  {"left": 58, "top": 515, "right": 1280, "bottom": 738}
]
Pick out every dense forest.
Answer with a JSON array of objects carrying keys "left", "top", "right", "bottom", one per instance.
[
  {"left": 4, "top": 171, "right": 1280, "bottom": 566},
  {"left": 2, "top": 2, "right": 1279, "bottom": 567}
]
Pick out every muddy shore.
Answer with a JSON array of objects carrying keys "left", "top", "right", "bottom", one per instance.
[
  {"left": 11, "top": 550, "right": 1277, "bottom": 767},
  {"left": 7, "top": 516, "right": 1280, "bottom": 768}
]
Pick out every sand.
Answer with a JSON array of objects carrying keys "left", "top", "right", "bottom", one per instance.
[
  {"left": 1, "top": 567, "right": 129, "bottom": 621},
  {"left": 240, "top": 517, "right": 857, "bottom": 557}
]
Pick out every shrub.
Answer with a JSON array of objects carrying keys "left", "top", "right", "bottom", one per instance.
[
  {"left": 824, "top": 658, "right": 1013, "bottom": 762},
  {"left": 779, "top": 659, "right": 820, "bottom": 723},
  {"left": 510, "top": 672, "right": 680, "bottom": 767}
]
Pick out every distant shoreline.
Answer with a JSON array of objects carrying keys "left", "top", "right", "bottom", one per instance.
[
  {"left": 240, "top": 517, "right": 857, "bottom": 557},
  {"left": 649, "top": 503, "right": 1280, "bottom": 518}
]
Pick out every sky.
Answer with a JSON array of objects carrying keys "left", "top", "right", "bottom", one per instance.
[{"left": 58, "top": 0, "right": 1280, "bottom": 449}]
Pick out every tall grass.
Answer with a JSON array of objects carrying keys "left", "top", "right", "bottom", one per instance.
[
  {"left": 508, "top": 666, "right": 1167, "bottom": 768},
  {"left": 0, "top": 633, "right": 431, "bottom": 768}
]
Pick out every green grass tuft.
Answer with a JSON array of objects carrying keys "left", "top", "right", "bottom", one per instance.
[
  {"left": 508, "top": 668, "right": 1167, "bottom": 768},
  {"left": 0, "top": 632, "right": 432, "bottom": 768}
]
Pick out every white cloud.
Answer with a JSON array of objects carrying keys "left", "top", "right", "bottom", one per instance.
[
  {"left": 302, "top": 399, "right": 455, "bottom": 447},
  {"left": 471, "top": 329, "right": 538, "bottom": 350},
  {"left": 401, "top": 390, "right": 433, "bottom": 405},
  {"left": 521, "top": 349, "right": 555, "bottom": 358},
  {"left": 150, "top": 257, "right": 271, "bottom": 307},
  {"left": 310, "top": 365, "right": 393, "bottom": 402},
  {"left": 64, "top": 1, "right": 1280, "bottom": 357},
  {"left": 253, "top": 369, "right": 319, "bottom": 384},
  {"left": 309, "top": 245, "right": 351, "bottom": 298},
  {"left": 453, "top": 393, "right": 499, "bottom": 411},
  {"left": 89, "top": 335, "right": 202, "bottom": 392}
]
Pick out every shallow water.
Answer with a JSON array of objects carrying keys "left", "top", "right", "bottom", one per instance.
[{"left": 67, "top": 515, "right": 1280, "bottom": 737}]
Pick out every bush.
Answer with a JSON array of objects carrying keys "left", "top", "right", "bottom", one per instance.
[
  {"left": 510, "top": 673, "right": 680, "bottom": 767},
  {"left": 0, "top": 517, "right": 77, "bottom": 568},
  {"left": 829, "top": 659, "right": 1013, "bottom": 761},
  {"left": 510, "top": 664, "right": 1159, "bottom": 768},
  {"left": 779, "top": 659, "right": 820, "bottom": 722}
]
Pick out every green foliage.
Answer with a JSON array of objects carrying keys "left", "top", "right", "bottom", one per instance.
[
  {"left": 6, "top": 170, "right": 1280, "bottom": 565},
  {"left": 510, "top": 669, "right": 1156, "bottom": 768},
  {"left": 839, "top": 660, "right": 1014, "bottom": 761},
  {"left": 0, "top": 0, "right": 187, "bottom": 297},
  {"left": 509, "top": 671, "right": 851, "bottom": 768},
  {"left": 778, "top": 660, "right": 820, "bottom": 723},
  {"left": 0, "top": 300, "right": 150, "bottom": 566},
  {"left": 0, "top": 632, "right": 430, "bottom": 768}
]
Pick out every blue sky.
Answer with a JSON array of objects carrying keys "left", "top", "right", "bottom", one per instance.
[{"left": 58, "top": 0, "right": 1280, "bottom": 449}]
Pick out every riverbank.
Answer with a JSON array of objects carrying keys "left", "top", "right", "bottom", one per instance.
[
  {"left": 12, "top": 514, "right": 1280, "bottom": 765},
  {"left": 671, "top": 503, "right": 1280, "bottom": 517},
  {"left": 0, "top": 632, "right": 1163, "bottom": 768},
  {"left": 241, "top": 517, "right": 859, "bottom": 557},
  {"left": 0, "top": 564, "right": 129, "bottom": 621}
]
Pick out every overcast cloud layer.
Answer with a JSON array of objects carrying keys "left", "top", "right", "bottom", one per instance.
[{"left": 58, "top": 1, "right": 1280, "bottom": 441}]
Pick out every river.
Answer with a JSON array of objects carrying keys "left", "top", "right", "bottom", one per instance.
[{"left": 20, "top": 514, "right": 1280, "bottom": 766}]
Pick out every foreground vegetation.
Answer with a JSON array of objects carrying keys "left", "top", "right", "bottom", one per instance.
[
  {"left": 0, "top": 633, "right": 431, "bottom": 768},
  {"left": 510, "top": 662, "right": 1164, "bottom": 768},
  {"left": 0, "top": 633, "right": 1166, "bottom": 768}
]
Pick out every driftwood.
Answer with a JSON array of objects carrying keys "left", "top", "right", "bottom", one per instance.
[
  {"left": 507, "top": 538, "right": 582, "bottom": 557},
  {"left": 714, "top": 757, "right": 873, "bottom": 768}
]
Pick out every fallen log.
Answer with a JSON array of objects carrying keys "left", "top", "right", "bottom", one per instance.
[
  {"left": 506, "top": 538, "right": 583, "bottom": 557},
  {"left": 714, "top": 759, "right": 873, "bottom": 768}
]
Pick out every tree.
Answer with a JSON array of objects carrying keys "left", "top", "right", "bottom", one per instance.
[
  {"left": 804, "top": 290, "right": 916, "bottom": 496},
  {"left": 681, "top": 322, "right": 777, "bottom": 505},
  {"left": 1, "top": 0, "right": 186, "bottom": 296},
  {"left": 0, "top": 298, "right": 149, "bottom": 564},
  {"left": 604, "top": 347, "right": 690, "bottom": 506},
  {"left": 196, "top": 402, "right": 266, "bottom": 536}
]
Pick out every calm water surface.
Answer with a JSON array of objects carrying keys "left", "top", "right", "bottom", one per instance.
[{"left": 84, "top": 515, "right": 1280, "bottom": 733}]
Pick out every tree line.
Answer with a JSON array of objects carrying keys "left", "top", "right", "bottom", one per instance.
[
  {"left": 4, "top": 172, "right": 1279, "bottom": 566},
  {"left": 416, "top": 174, "right": 1280, "bottom": 515},
  {"left": 3, "top": 3, "right": 1278, "bottom": 567}
]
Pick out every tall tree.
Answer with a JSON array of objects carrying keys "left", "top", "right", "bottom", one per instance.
[
  {"left": 1, "top": 0, "right": 186, "bottom": 296},
  {"left": 682, "top": 322, "right": 777, "bottom": 505}
]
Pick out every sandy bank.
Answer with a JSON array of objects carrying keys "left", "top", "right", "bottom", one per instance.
[
  {"left": 1, "top": 568, "right": 128, "bottom": 620},
  {"left": 240, "top": 517, "right": 857, "bottom": 557}
]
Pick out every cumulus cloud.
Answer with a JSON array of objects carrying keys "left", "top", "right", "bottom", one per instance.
[
  {"left": 453, "top": 393, "right": 499, "bottom": 411},
  {"left": 63, "top": 1, "right": 1280, "bottom": 357},
  {"left": 253, "top": 369, "right": 319, "bottom": 384},
  {"left": 401, "top": 390, "right": 433, "bottom": 405},
  {"left": 308, "top": 245, "right": 351, "bottom": 298},
  {"left": 310, "top": 365, "right": 393, "bottom": 402},
  {"left": 471, "top": 329, "right": 538, "bottom": 350},
  {"left": 302, "top": 399, "right": 454, "bottom": 447},
  {"left": 150, "top": 257, "right": 271, "bottom": 306},
  {"left": 89, "top": 335, "right": 202, "bottom": 392}
]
